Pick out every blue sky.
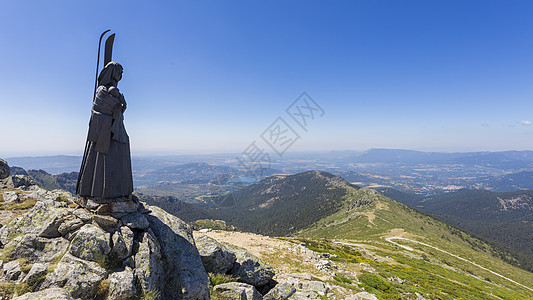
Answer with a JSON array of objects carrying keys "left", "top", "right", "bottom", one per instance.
[{"left": 1, "top": 0, "right": 532, "bottom": 157}]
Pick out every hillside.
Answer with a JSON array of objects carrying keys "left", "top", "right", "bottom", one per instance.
[
  {"left": 299, "top": 187, "right": 533, "bottom": 299},
  {"left": 202, "top": 171, "right": 357, "bottom": 236},
  {"left": 378, "top": 188, "right": 533, "bottom": 272},
  {"left": 476, "top": 171, "right": 533, "bottom": 192}
]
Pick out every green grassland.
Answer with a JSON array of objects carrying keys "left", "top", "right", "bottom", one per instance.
[{"left": 299, "top": 188, "right": 533, "bottom": 299}]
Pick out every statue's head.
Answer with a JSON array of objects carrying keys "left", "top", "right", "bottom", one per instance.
[{"left": 98, "top": 62, "right": 123, "bottom": 86}]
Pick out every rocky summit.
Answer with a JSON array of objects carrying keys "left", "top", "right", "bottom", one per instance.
[
  {"left": 0, "top": 158, "right": 210, "bottom": 300},
  {"left": 0, "top": 159, "right": 335, "bottom": 300}
]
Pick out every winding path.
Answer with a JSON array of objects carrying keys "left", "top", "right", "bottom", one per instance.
[{"left": 385, "top": 236, "right": 533, "bottom": 292}]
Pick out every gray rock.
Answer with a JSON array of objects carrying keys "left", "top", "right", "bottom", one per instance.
[
  {"left": 3, "top": 191, "right": 20, "bottom": 203},
  {"left": 134, "top": 228, "right": 163, "bottom": 296},
  {"left": 0, "top": 158, "right": 9, "bottom": 179},
  {"left": 58, "top": 218, "right": 84, "bottom": 237},
  {"left": 69, "top": 224, "right": 111, "bottom": 264},
  {"left": 288, "top": 291, "right": 320, "bottom": 299},
  {"left": 93, "top": 214, "right": 120, "bottom": 232},
  {"left": 213, "top": 282, "right": 262, "bottom": 300},
  {"left": 0, "top": 224, "right": 16, "bottom": 245},
  {"left": 263, "top": 282, "right": 296, "bottom": 300},
  {"left": 73, "top": 208, "right": 93, "bottom": 222},
  {"left": 225, "top": 243, "right": 275, "bottom": 287},
  {"left": 8, "top": 234, "right": 69, "bottom": 263},
  {"left": 112, "top": 226, "right": 134, "bottom": 260},
  {"left": 300, "top": 281, "right": 328, "bottom": 296},
  {"left": 286, "top": 273, "right": 312, "bottom": 281},
  {"left": 11, "top": 175, "right": 35, "bottom": 188},
  {"left": 95, "top": 200, "right": 139, "bottom": 214},
  {"left": 22, "top": 262, "right": 47, "bottom": 286},
  {"left": 107, "top": 267, "right": 136, "bottom": 300},
  {"left": 195, "top": 234, "right": 236, "bottom": 274},
  {"left": 147, "top": 205, "right": 210, "bottom": 300},
  {"left": 10, "top": 200, "right": 69, "bottom": 238},
  {"left": 0, "top": 210, "right": 14, "bottom": 226},
  {"left": 3, "top": 260, "right": 21, "bottom": 280},
  {"left": 121, "top": 212, "right": 149, "bottom": 230},
  {"left": 12, "top": 287, "right": 75, "bottom": 300},
  {"left": 41, "top": 253, "right": 107, "bottom": 299},
  {"left": 354, "top": 292, "right": 379, "bottom": 300}
]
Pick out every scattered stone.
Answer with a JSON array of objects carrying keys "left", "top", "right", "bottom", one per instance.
[
  {"left": 69, "top": 224, "right": 111, "bottom": 264},
  {"left": 22, "top": 262, "right": 48, "bottom": 286},
  {"left": 213, "top": 282, "right": 262, "bottom": 300},
  {"left": 3, "top": 191, "right": 20, "bottom": 203},
  {"left": 108, "top": 267, "right": 137, "bottom": 300},
  {"left": 73, "top": 208, "right": 93, "bottom": 222},
  {"left": 353, "top": 291, "right": 379, "bottom": 300},
  {"left": 195, "top": 234, "right": 236, "bottom": 274},
  {"left": 93, "top": 214, "right": 120, "bottom": 232},
  {"left": 225, "top": 243, "right": 275, "bottom": 287},
  {"left": 121, "top": 212, "right": 149, "bottom": 230},
  {"left": 3, "top": 260, "right": 21, "bottom": 280},
  {"left": 315, "top": 259, "right": 330, "bottom": 270},
  {"left": 388, "top": 276, "right": 405, "bottom": 284},
  {"left": 300, "top": 281, "right": 329, "bottom": 296},
  {"left": 263, "top": 282, "right": 296, "bottom": 300},
  {"left": 12, "top": 287, "right": 75, "bottom": 300},
  {"left": 288, "top": 291, "right": 320, "bottom": 299},
  {"left": 286, "top": 273, "right": 312, "bottom": 281},
  {"left": 58, "top": 218, "right": 84, "bottom": 236},
  {"left": 41, "top": 253, "right": 107, "bottom": 299}
]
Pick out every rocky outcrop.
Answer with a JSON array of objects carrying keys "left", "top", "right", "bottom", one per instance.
[
  {"left": 0, "top": 159, "right": 9, "bottom": 180},
  {"left": 195, "top": 234, "right": 236, "bottom": 274},
  {"left": 194, "top": 234, "right": 275, "bottom": 291},
  {"left": 0, "top": 169, "right": 209, "bottom": 300},
  {"left": 0, "top": 159, "right": 12, "bottom": 190},
  {"left": 225, "top": 243, "right": 275, "bottom": 287},
  {"left": 147, "top": 205, "right": 210, "bottom": 300}
]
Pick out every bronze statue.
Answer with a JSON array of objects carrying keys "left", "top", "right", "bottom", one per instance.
[{"left": 76, "top": 32, "right": 133, "bottom": 199}]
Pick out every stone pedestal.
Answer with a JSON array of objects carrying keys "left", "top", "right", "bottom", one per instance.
[{"left": 75, "top": 194, "right": 150, "bottom": 218}]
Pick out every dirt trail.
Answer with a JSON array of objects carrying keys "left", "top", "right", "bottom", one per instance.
[{"left": 385, "top": 236, "right": 533, "bottom": 293}]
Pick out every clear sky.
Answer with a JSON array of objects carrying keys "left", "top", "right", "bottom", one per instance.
[{"left": 1, "top": 0, "right": 532, "bottom": 157}]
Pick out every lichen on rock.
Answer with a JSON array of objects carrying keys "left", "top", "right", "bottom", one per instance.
[{"left": 69, "top": 224, "right": 111, "bottom": 265}]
